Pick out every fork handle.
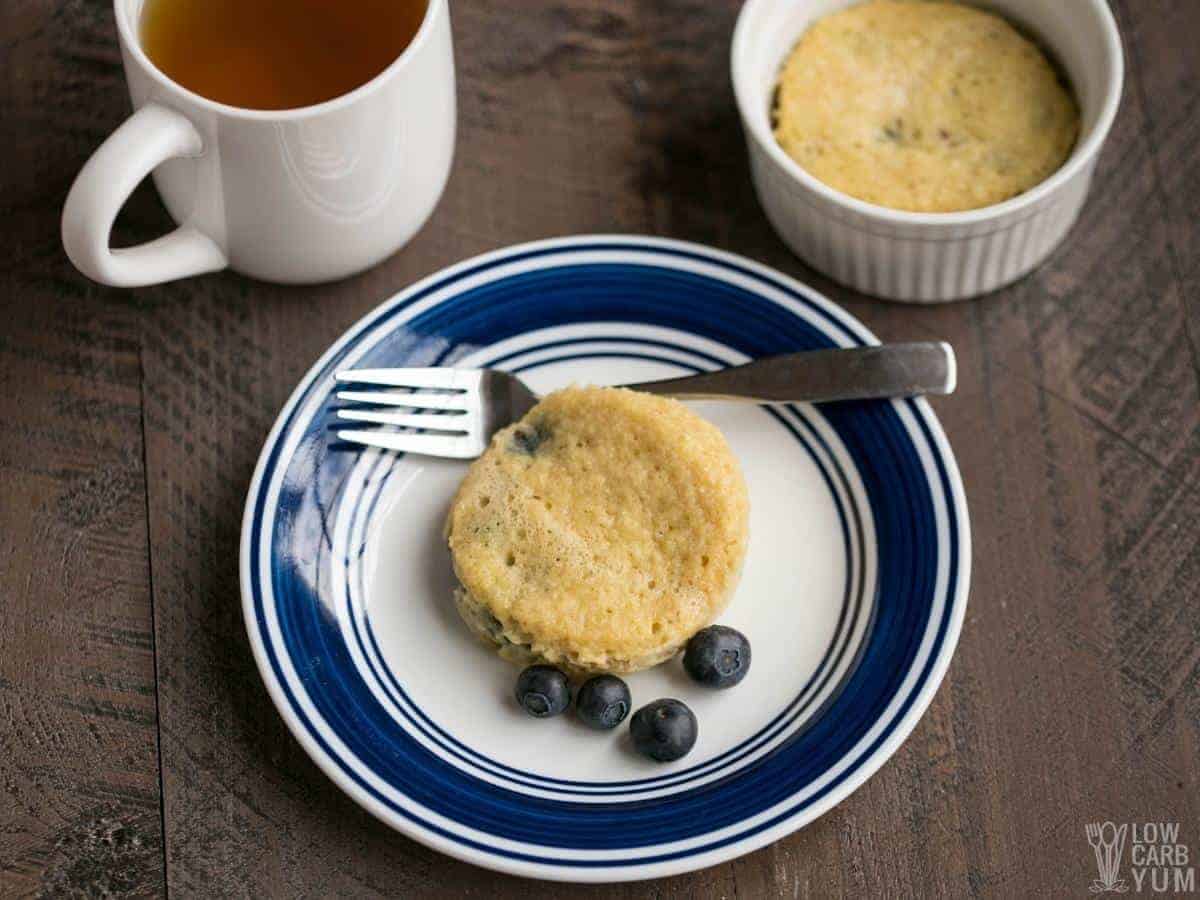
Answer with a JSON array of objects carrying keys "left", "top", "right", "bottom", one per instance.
[{"left": 622, "top": 342, "right": 955, "bottom": 404}]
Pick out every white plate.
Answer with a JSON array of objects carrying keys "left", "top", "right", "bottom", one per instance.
[{"left": 240, "top": 236, "right": 970, "bottom": 881}]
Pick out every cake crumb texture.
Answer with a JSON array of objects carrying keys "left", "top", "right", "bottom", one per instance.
[
  {"left": 773, "top": 0, "right": 1079, "bottom": 212},
  {"left": 445, "top": 387, "right": 750, "bottom": 673}
]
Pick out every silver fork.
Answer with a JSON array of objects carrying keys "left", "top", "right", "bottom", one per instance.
[{"left": 334, "top": 341, "right": 955, "bottom": 458}]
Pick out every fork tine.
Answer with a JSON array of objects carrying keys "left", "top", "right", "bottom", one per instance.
[
  {"left": 336, "top": 409, "right": 469, "bottom": 432},
  {"left": 335, "top": 368, "right": 472, "bottom": 390},
  {"left": 336, "top": 429, "right": 480, "bottom": 458},
  {"left": 336, "top": 390, "right": 471, "bottom": 410}
]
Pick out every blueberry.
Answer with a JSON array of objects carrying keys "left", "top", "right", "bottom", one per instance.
[
  {"left": 509, "top": 420, "right": 550, "bottom": 455},
  {"left": 575, "top": 675, "right": 631, "bottom": 730},
  {"left": 630, "top": 699, "right": 697, "bottom": 762},
  {"left": 515, "top": 665, "right": 571, "bottom": 718},
  {"left": 683, "top": 625, "right": 751, "bottom": 688}
]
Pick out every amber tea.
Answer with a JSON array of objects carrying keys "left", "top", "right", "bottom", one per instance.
[{"left": 140, "top": 0, "right": 428, "bottom": 110}]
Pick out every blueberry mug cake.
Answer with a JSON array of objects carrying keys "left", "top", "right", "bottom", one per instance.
[
  {"left": 773, "top": 0, "right": 1080, "bottom": 213},
  {"left": 445, "top": 387, "right": 750, "bottom": 675}
]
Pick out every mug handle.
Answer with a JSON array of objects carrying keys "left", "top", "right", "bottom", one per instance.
[{"left": 62, "top": 103, "right": 228, "bottom": 287}]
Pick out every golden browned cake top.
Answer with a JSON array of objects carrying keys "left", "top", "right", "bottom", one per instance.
[
  {"left": 773, "top": 0, "right": 1079, "bottom": 212},
  {"left": 445, "top": 387, "right": 750, "bottom": 672}
]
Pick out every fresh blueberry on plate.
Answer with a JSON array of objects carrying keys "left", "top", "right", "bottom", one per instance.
[
  {"left": 515, "top": 665, "right": 571, "bottom": 718},
  {"left": 683, "top": 625, "right": 751, "bottom": 688},
  {"left": 575, "top": 675, "right": 631, "bottom": 729},
  {"left": 630, "top": 699, "right": 697, "bottom": 762}
]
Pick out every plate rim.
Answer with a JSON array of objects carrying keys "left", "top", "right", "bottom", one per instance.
[{"left": 239, "top": 234, "right": 971, "bottom": 882}]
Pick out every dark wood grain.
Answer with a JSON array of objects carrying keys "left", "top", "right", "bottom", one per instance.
[
  {"left": 0, "top": 280, "right": 165, "bottom": 899},
  {"left": 2, "top": 0, "right": 1198, "bottom": 896},
  {"left": 0, "top": 2, "right": 165, "bottom": 897}
]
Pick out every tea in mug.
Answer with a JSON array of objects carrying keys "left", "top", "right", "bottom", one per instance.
[{"left": 139, "top": 0, "right": 428, "bottom": 110}]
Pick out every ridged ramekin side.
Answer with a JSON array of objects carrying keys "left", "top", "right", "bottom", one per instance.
[{"left": 747, "top": 140, "right": 1097, "bottom": 303}]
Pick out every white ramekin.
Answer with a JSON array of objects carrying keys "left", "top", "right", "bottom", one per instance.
[{"left": 732, "top": 0, "right": 1124, "bottom": 303}]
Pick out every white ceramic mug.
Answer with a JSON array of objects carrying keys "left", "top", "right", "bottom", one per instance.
[
  {"left": 62, "top": 0, "right": 455, "bottom": 286},
  {"left": 733, "top": 0, "right": 1123, "bottom": 302}
]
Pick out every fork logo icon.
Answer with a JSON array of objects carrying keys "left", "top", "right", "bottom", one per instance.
[{"left": 1087, "top": 822, "right": 1130, "bottom": 893}]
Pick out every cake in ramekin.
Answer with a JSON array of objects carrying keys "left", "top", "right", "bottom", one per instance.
[{"left": 772, "top": 0, "right": 1079, "bottom": 213}]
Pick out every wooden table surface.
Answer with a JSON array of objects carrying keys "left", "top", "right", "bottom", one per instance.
[{"left": 3, "top": 1, "right": 1198, "bottom": 897}]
